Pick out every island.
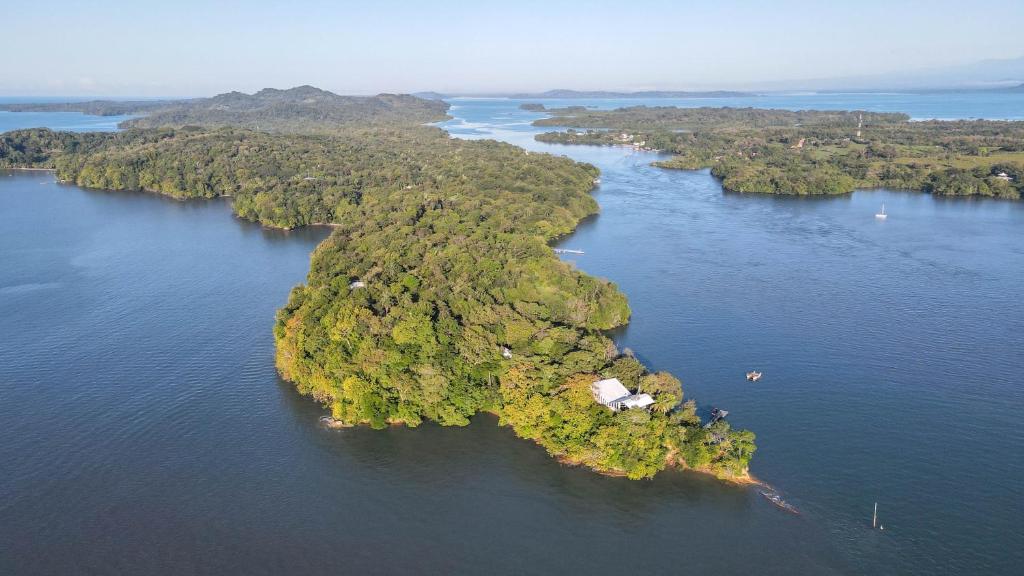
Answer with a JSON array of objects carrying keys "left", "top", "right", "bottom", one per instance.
[
  {"left": 0, "top": 86, "right": 451, "bottom": 134},
  {"left": 533, "top": 105, "right": 1024, "bottom": 198},
  {"left": 0, "top": 86, "right": 755, "bottom": 481},
  {"left": 0, "top": 99, "right": 181, "bottom": 116},
  {"left": 519, "top": 103, "right": 548, "bottom": 112},
  {"left": 992, "top": 82, "right": 1024, "bottom": 93},
  {"left": 509, "top": 89, "right": 753, "bottom": 99}
]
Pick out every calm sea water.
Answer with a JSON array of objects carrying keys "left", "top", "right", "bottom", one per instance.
[
  {"left": 0, "top": 112, "right": 130, "bottom": 133},
  {"left": 457, "top": 91, "right": 1024, "bottom": 120},
  {"left": 0, "top": 97, "right": 140, "bottom": 133},
  {"left": 1, "top": 92, "right": 1022, "bottom": 575},
  {"left": 440, "top": 95, "right": 1024, "bottom": 575}
]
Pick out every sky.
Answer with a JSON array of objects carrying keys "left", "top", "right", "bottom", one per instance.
[{"left": 3, "top": 0, "right": 1024, "bottom": 97}]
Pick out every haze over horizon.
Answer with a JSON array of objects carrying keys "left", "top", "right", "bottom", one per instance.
[{"left": 4, "top": 0, "right": 1024, "bottom": 97}]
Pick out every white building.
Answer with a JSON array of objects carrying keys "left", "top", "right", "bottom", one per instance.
[
  {"left": 591, "top": 378, "right": 655, "bottom": 412},
  {"left": 349, "top": 280, "right": 366, "bottom": 290}
]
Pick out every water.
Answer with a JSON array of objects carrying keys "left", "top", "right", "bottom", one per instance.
[
  {"left": 0, "top": 97, "right": 141, "bottom": 133},
  {"left": 0, "top": 111, "right": 131, "bottom": 133},
  {"left": 439, "top": 95, "right": 1024, "bottom": 575},
  {"left": 2, "top": 92, "right": 1023, "bottom": 575},
  {"left": 461, "top": 90, "right": 1024, "bottom": 120},
  {"left": 0, "top": 171, "right": 840, "bottom": 575}
]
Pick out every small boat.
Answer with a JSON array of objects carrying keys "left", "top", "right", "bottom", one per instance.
[
  {"left": 875, "top": 204, "right": 887, "bottom": 219},
  {"left": 746, "top": 371, "right": 762, "bottom": 382},
  {"left": 760, "top": 490, "right": 800, "bottom": 514}
]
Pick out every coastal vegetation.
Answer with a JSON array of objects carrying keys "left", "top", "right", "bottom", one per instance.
[
  {"left": 0, "top": 88, "right": 755, "bottom": 480},
  {"left": 0, "top": 86, "right": 450, "bottom": 134},
  {"left": 534, "top": 106, "right": 1024, "bottom": 199},
  {"left": 519, "top": 103, "right": 548, "bottom": 112},
  {"left": 0, "top": 99, "right": 177, "bottom": 116},
  {"left": 510, "top": 89, "right": 752, "bottom": 98}
]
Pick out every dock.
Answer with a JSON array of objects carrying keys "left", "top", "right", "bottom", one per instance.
[
  {"left": 704, "top": 407, "right": 729, "bottom": 428},
  {"left": 553, "top": 248, "right": 585, "bottom": 255}
]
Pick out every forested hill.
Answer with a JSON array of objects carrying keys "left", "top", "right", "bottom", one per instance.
[
  {"left": 0, "top": 88, "right": 757, "bottom": 481},
  {"left": 0, "top": 86, "right": 451, "bottom": 133},
  {"left": 124, "top": 86, "right": 450, "bottom": 132},
  {"left": 0, "top": 122, "right": 756, "bottom": 480}
]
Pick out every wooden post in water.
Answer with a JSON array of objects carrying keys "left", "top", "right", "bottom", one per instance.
[{"left": 872, "top": 502, "right": 878, "bottom": 529}]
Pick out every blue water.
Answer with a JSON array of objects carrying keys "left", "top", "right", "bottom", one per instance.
[
  {"left": 2, "top": 92, "right": 1023, "bottom": 575},
  {"left": 439, "top": 94, "right": 1024, "bottom": 575},
  {"left": 459, "top": 90, "right": 1024, "bottom": 120},
  {"left": 0, "top": 111, "right": 132, "bottom": 132},
  {"left": 0, "top": 97, "right": 134, "bottom": 132},
  {"left": 0, "top": 173, "right": 844, "bottom": 575}
]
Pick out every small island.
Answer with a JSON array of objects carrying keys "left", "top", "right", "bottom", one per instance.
[
  {"left": 509, "top": 89, "right": 754, "bottom": 99},
  {"left": 519, "top": 103, "right": 547, "bottom": 112},
  {"left": 1, "top": 86, "right": 755, "bottom": 481},
  {"left": 534, "top": 105, "right": 1024, "bottom": 199}
]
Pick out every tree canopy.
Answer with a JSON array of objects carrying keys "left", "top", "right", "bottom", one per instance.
[
  {"left": 0, "top": 92, "right": 756, "bottom": 480},
  {"left": 0, "top": 85, "right": 451, "bottom": 133}
]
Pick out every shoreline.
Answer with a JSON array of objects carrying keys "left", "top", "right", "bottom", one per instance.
[
  {"left": 533, "top": 135, "right": 1023, "bottom": 201},
  {"left": 14, "top": 169, "right": 347, "bottom": 232},
  {"left": 10, "top": 114, "right": 754, "bottom": 487},
  {"left": 317, "top": 408, "right": 756, "bottom": 484},
  {"left": 292, "top": 122, "right": 756, "bottom": 485}
]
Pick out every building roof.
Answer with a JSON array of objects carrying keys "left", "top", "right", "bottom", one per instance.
[
  {"left": 622, "top": 393, "right": 655, "bottom": 409},
  {"left": 591, "top": 378, "right": 631, "bottom": 405}
]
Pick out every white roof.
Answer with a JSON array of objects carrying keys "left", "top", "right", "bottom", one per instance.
[
  {"left": 592, "top": 378, "right": 631, "bottom": 405},
  {"left": 621, "top": 393, "right": 655, "bottom": 409}
]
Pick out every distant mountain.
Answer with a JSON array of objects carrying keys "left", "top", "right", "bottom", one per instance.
[
  {"left": 126, "top": 86, "right": 450, "bottom": 131},
  {"left": 992, "top": 82, "right": 1024, "bottom": 92},
  {"left": 510, "top": 89, "right": 753, "bottom": 99},
  {"left": 0, "top": 86, "right": 450, "bottom": 132}
]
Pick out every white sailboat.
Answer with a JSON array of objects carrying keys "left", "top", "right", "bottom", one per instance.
[{"left": 875, "top": 204, "right": 887, "bottom": 219}]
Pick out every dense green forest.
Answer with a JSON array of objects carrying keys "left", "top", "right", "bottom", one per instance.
[
  {"left": 0, "top": 86, "right": 451, "bottom": 133},
  {"left": 125, "top": 87, "right": 450, "bottom": 132},
  {"left": 0, "top": 91, "right": 755, "bottom": 480},
  {"left": 519, "top": 103, "right": 548, "bottom": 112},
  {"left": 0, "top": 99, "right": 179, "bottom": 116},
  {"left": 534, "top": 106, "right": 1024, "bottom": 198}
]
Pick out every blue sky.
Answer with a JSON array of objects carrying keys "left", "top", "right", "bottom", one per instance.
[{"left": 4, "top": 0, "right": 1023, "bottom": 96}]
